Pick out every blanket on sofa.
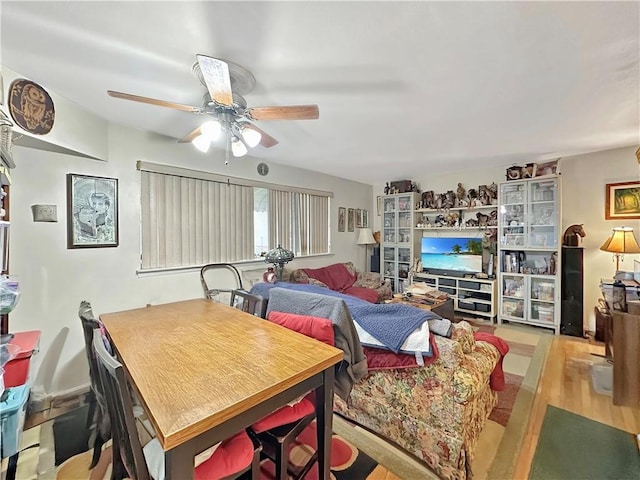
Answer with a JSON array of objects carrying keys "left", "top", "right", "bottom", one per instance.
[
  {"left": 302, "top": 263, "right": 356, "bottom": 291},
  {"left": 251, "top": 282, "right": 438, "bottom": 353}
]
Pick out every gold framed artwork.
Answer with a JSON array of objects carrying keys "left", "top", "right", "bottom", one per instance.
[
  {"left": 338, "top": 207, "right": 346, "bottom": 232},
  {"left": 348, "top": 208, "right": 355, "bottom": 232},
  {"left": 605, "top": 181, "right": 640, "bottom": 220}
]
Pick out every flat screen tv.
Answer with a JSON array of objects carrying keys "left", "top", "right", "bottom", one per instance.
[{"left": 421, "top": 236, "right": 483, "bottom": 276}]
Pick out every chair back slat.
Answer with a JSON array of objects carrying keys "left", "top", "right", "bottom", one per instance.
[
  {"left": 230, "top": 289, "right": 267, "bottom": 318},
  {"left": 92, "top": 330, "right": 151, "bottom": 480}
]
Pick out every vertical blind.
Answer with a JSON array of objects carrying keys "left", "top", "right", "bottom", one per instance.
[
  {"left": 139, "top": 163, "right": 331, "bottom": 270},
  {"left": 141, "top": 171, "right": 254, "bottom": 269}
]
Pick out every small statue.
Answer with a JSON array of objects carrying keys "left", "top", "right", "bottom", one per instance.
[
  {"left": 562, "top": 224, "right": 586, "bottom": 246},
  {"left": 456, "top": 183, "right": 466, "bottom": 206},
  {"left": 384, "top": 182, "right": 390, "bottom": 195}
]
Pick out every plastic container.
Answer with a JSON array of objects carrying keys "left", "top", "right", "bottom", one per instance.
[
  {"left": 3, "top": 331, "right": 40, "bottom": 388},
  {"left": 0, "top": 384, "right": 30, "bottom": 458}
]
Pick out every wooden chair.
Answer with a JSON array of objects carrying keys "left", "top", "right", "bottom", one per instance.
[
  {"left": 91, "top": 330, "right": 261, "bottom": 480},
  {"left": 230, "top": 289, "right": 267, "bottom": 318},
  {"left": 229, "top": 292, "right": 328, "bottom": 480},
  {"left": 200, "top": 263, "right": 244, "bottom": 304}
]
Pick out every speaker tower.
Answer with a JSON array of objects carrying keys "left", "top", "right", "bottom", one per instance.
[{"left": 561, "top": 246, "right": 584, "bottom": 336}]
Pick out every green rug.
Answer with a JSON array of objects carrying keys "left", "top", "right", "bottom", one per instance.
[{"left": 529, "top": 405, "right": 640, "bottom": 480}]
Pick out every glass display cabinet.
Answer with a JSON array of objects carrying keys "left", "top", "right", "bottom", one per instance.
[{"left": 498, "top": 176, "right": 561, "bottom": 333}]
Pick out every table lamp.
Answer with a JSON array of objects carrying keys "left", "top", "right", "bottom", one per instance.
[
  {"left": 356, "top": 228, "right": 377, "bottom": 273},
  {"left": 599, "top": 226, "right": 640, "bottom": 273},
  {"left": 264, "top": 244, "right": 295, "bottom": 281}
]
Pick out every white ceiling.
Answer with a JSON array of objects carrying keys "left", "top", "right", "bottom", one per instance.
[{"left": 1, "top": 1, "right": 638, "bottom": 185}]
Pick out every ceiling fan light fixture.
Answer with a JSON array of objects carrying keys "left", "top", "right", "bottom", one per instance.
[
  {"left": 192, "top": 133, "right": 211, "bottom": 153},
  {"left": 231, "top": 135, "right": 248, "bottom": 157},
  {"left": 240, "top": 124, "right": 262, "bottom": 148},
  {"left": 200, "top": 119, "right": 222, "bottom": 141}
]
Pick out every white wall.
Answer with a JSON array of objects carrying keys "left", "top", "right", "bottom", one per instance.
[
  {"left": 9, "top": 123, "right": 372, "bottom": 395},
  {"left": 373, "top": 146, "right": 640, "bottom": 333}
]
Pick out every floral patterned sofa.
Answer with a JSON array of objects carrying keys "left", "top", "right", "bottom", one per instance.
[
  {"left": 288, "top": 261, "right": 393, "bottom": 303},
  {"left": 334, "top": 321, "right": 501, "bottom": 480}
]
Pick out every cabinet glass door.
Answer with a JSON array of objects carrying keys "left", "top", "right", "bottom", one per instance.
[
  {"left": 500, "top": 182, "right": 526, "bottom": 247},
  {"left": 528, "top": 178, "right": 558, "bottom": 248},
  {"left": 501, "top": 274, "right": 525, "bottom": 319},
  {"left": 530, "top": 276, "right": 556, "bottom": 324}
]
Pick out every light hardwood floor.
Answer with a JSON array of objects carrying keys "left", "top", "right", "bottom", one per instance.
[{"left": 513, "top": 335, "right": 640, "bottom": 479}]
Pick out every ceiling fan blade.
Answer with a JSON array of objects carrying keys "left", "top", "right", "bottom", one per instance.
[
  {"left": 196, "top": 54, "right": 233, "bottom": 107},
  {"left": 247, "top": 105, "right": 319, "bottom": 121},
  {"left": 243, "top": 124, "right": 279, "bottom": 148},
  {"left": 107, "top": 90, "right": 203, "bottom": 113},
  {"left": 177, "top": 126, "right": 202, "bottom": 144}
]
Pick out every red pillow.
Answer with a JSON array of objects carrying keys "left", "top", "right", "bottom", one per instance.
[
  {"left": 364, "top": 333, "right": 440, "bottom": 370},
  {"left": 266, "top": 311, "right": 335, "bottom": 346}
]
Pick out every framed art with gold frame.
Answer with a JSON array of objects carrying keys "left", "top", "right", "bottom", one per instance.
[{"left": 605, "top": 181, "right": 640, "bottom": 220}]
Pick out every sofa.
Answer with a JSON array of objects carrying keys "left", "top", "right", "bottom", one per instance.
[
  {"left": 333, "top": 321, "right": 501, "bottom": 480},
  {"left": 288, "top": 261, "right": 393, "bottom": 303}
]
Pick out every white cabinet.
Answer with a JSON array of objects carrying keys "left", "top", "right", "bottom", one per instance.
[
  {"left": 498, "top": 176, "right": 561, "bottom": 333},
  {"left": 381, "top": 193, "right": 420, "bottom": 293}
]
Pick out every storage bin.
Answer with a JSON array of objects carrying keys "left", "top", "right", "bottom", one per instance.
[
  {"left": 440, "top": 278, "right": 456, "bottom": 287},
  {"left": 476, "top": 303, "right": 491, "bottom": 313},
  {"left": 459, "top": 280, "right": 480, "bottom": 290},
  {"left": 4, "top": 331, "right": 41, "bottom": 388},
  {"left": 459, "top": 300, "right": 476, "bottom": 311},
  {"left": 0, "top": 384, "right": 30, "bottom": 458}
]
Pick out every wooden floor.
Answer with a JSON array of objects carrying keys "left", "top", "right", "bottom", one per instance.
[{"left": 513, "top": 335, "right": 640, "bottom": 479}]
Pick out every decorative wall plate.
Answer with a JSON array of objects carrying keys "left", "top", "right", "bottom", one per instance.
[{"left": 9, "top": 78, "right": 55, "bottom": 134}]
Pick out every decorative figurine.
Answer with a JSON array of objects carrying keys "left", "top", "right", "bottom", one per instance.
[{"left": 384, "top": 182, "right": 390, "bottom": 195}]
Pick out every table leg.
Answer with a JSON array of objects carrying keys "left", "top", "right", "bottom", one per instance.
[
  {"left": 165, "top": 443, "right": 194, "bottom": 480},
  {"left": 315, "top": 367, "right": 335, "bottom": 480}
]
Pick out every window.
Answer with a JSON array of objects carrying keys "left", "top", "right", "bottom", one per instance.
[{"left": 138, "top": 162, "right": 331, "bottom": 270}]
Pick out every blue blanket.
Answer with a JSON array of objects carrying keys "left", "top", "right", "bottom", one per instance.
[{"left": 250, "top": 282, "right": 439, "bottom": 353}]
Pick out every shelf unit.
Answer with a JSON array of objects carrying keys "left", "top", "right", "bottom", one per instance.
[
  {"left": 381, "top": 192, "right": 420, "bottom": 293},
  {"left": 414, "top": 273, "right": 497, "bottom": 320},
  {"left": 498, "top": 175, "right": 561, "bottom": 333},
  {"left": 414, "top": 204, "right": 497, "bottom": 231}
]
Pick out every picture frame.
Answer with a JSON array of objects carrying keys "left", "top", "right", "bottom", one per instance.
[
  {"left": 67, "top": 173, "right": 119, "bottom": 248},
  {"left": 534, "top": 159, "right": 558, "bottom": 177},
  {"left": 338, "top": 207, "right": 346, "bottom": 232},
  {"left": 362, "top": 209, "right": 369, "bottom": 228},
  {"left": 347, "top": 208, "right": 355, "bottom": 232},
  {"left": 355, "top": 208, "right": 362, "bottom": 228},
  {"left": 605, "top": 181, "right": 640, "bottom": 220},
  {"left": 377, "top": 196, "right": 382, "bottom": 216}
]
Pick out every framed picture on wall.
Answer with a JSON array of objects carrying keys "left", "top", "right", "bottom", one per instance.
[
  {"left": 67, "top": 173, "right": 119, "bottom": 248},
  {"left": 338, "top": 207, "right": 346, "bottom": 232},
  {"left": 356, "top": 208, "right": 362, "bottom": 228},
  {"left": 605, "top": 181, "right": 640, "bottom": 220},
  {"left": 348, "top": 208, "right": 355, "bottom": 232},
  {"left": 362, "top": 209, "right": 369, "bottom": 228}
]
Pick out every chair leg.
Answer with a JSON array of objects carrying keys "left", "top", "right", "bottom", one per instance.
[{"left": 276, "top": 441, "right": 288, "bottom": 480}]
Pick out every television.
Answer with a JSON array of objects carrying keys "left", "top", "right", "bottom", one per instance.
[{"left": 421, "top": 236, "right": 483, "bottom": 276}]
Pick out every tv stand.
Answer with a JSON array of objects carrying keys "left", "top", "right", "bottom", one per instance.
[{"left": 413, "top": 272, "right": 497, "bottom": 321}]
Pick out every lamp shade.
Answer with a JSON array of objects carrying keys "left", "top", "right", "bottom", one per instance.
[
  {"left": 356, "top": 228, "right": 376, "bottom": 245},
  {"left": 599, "top": 227, "right": 640, "bottom": 253},
  {"left": 264, "top": 244, "right": 294, "bottom": 281}
]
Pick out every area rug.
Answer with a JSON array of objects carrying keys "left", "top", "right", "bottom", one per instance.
[
  {"left": 472, "top": 322, "right": 551, "bottom": 480},
  {"left": 529, "top": 405, "right": 640, "bottom": 480}
]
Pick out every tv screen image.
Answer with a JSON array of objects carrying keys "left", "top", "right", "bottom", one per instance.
[{"left": 421, "top": 236, "right": 483, "bottom": 274}]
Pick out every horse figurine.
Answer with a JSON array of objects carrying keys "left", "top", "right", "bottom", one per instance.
[{"left": 563, "top": 224, "right": 586, "bottom": 246}]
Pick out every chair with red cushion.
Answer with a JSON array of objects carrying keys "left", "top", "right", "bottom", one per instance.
[
  {"left": 91, "top": 330, "right": 261, "bottom": 480},
  {"left": 252, "top": 309, "right": 337, "bottom": 480}
]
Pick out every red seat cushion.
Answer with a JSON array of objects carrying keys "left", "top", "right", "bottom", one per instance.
[
  {"left": 266, "top": 311, "right": 335, "bottom": 346},
  {"left": 251, "top": 397, "right": 316, "bottom": 433},
  {"left": 194, "top": 430, "right": 254, "bottom": 480}
]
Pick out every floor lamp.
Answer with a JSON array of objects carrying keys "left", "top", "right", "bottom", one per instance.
[{"left": 356, "top": 228, "right": 376, "bottom": 273}]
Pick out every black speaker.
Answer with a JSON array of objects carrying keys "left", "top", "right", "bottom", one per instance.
[
  {"left": 371, "top": 246, "right": 380, "bottom": 273},
  {"left": 561, "top": 246, "right": 584, "bottom": 336}
]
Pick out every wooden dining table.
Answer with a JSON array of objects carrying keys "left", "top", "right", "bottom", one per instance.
[{"left": 99, "top": 298, "right": 343, "bottom": 479}]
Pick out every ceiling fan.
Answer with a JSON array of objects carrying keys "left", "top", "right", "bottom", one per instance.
[{"left": 107, "top": 54, "right": 319, "bottom": 157}]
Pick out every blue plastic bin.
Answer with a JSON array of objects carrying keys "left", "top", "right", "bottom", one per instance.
[{"left": 0, "top": 384, "right": 30, "bottom": 459}]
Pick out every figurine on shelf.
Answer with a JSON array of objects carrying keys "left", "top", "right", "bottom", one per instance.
[
  {"left": 384, "top": 182, "right": 390, "bottom": 195},
  {"left": 456, "top": 183, "right": 467, "bottom": 207}
]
